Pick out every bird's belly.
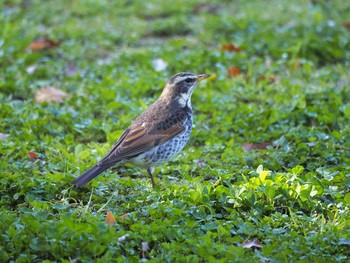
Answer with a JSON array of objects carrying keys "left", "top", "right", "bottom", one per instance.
[{"left": 129, "top": 126, "right": 192, "bottom": 168}]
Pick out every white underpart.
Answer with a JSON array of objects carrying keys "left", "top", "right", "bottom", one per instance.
[
  {"left": 178, "top": 93, "right": 191, "bottom": 107},
  {"left": 142, "top": 122, "right": 147, "bottom": 127},
  {"left": 177, "top": 83, "right": 197, "bottom": 108}
]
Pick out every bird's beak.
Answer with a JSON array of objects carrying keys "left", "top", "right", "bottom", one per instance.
[{"left": 196, "top": 74, "right": 211, "bottom": 82}]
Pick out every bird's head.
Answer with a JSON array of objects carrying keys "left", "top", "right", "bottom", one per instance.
[{"left": 160, "top": 72, "right": 210, "bottom": 107}]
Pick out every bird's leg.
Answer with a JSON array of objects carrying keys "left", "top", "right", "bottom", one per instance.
[{"left": 147, "top": 167, "right": 156, "bottom": 188}]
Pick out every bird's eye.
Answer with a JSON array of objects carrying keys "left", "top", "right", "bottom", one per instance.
[{"left": 185, "top": 78, "right": 193, "bottom": 83}]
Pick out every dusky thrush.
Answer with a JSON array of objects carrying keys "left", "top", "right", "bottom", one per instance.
[{"left": 72, "top": 72, "right": 210, "bottom": 188}]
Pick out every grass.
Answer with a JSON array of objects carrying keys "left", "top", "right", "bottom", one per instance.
[{"left": 1, "top": 0, "right": 350, "bottom": 262}]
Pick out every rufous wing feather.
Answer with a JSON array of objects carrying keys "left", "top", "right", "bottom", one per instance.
[{"left": 98, "top": 122, "right": 186, "bottom": 166}]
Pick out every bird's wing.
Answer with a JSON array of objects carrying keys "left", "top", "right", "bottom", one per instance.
[{"left": 98, "top": 118, "right": 186, "bottom": 166}]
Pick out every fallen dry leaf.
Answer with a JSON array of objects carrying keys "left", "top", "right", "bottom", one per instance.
[
  {"left": 241, "top": 238, "right": 263, "bottom": 249},
  {"left": 28, "top": 151, "right": 38, "bottom": 162},
  {"left": 257, "top": 75, "right": 277, "bottom": 83},
  {"left": 0, "top": 133, "right": 9, "bottom": 141},
  {"left": 28, "top": 38, "right": 59, "bottom": 51},
  {"left": 121, "top": 213, "right": 128, "bottom": 219},
  {"left": 227, "top": 66, "right": 241, "bottom": 78},
  {"left": 105, "top": 211, "right": 116, "bottom": 226},
  {"left": 343, "top": 22, "right": 350, "bottom": 30},
  {"left": 34, "top": 87, "right": 68, "bottom": 103},
  {"left": 221, "top": 43, "right": 241, "bottom": 52},
  {"left": 242, "top": 142, "right": 272, "bottom": 151}
]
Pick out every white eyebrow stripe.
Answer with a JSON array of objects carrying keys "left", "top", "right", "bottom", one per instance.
[{"left": 175, "top": 75, "right": 196, "bottom": 83}]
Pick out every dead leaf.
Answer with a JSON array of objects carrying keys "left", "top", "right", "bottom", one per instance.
[
  {"left": 242, "top": 142, "right": 272, "bottom": 151},
  {"left": 0, "top": 133, "right": 9, "bottom": 141},
  {"left": 121, "top": 213, "right": 128, "bottom": 219},
  {"left": 269, "top": 75, "right": 278, "bottom": 82},
  {"left": 28, "top": 151, "right": 38, "bottom": 161},
  {"left": 343, "top": 22, "right": 350, "bottom": 30},
  {"left": 28, "top": 38, "right": 59, "bottom": 51},
  {"left": 221, "top": 43, "right": 241, "bottom": 52},
  {"left": 241, "top": 238, "right": 263, "bottom": 249},
  {"left": 105, "top": 211, "right": 116, "bottom": 226},
  {"left": 227, "top": 66, "right": 241, "bottom": 78},
  {"left": 28, "top": 151, "right": 37, "bottom": 159},
  {"left": 257, "top": 75, "right": 277, "bottom": 83},
  {"left": 34, "top": 87, "right": 68, "bottom": 103}
]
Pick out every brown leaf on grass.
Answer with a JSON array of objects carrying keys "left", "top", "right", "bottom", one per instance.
[
  {"left": 28, "top": 151, "right": 38, "bottom": 161},
  {"left": 343, "top": 22, "right": 350, "bottom": 30},
  {"left": 34, "top": 87, "right": 68, "bottom": 103},
  {"left": 0, "top": 133, "right": 9, "bottom": 141},
  {"left": 227, "top": 66, "right": 241, "bottom": 78},
  {"left": 105, "top": 211, "right": 116, "bottom": 226},
  {"left": 28, "top": 38, "right": 59, "bottom": 51},
  {"left": 242, "top": 142, "right": 272, "bottom": 151},
  {"left": 121, "top": 213, "right": 128, "bottom": 219},
  {"left": 221, "top": 43, "right": 241, "bottom": 52},
  {"left": 241, "top": 238, "right": 263, "bottom": 249},
  {"left": 257, "top": 75, "right": 277, "bottom": 83}
]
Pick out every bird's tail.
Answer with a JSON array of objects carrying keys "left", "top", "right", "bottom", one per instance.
[{"left": 71, "top": 164, "right": 113, "bottom": 187}]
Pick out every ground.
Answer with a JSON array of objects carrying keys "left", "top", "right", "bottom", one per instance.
[{"left": 0, "top": 0, "right": 350, "bottom": 262}]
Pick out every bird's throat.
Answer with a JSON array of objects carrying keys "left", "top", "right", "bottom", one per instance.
[{"left": 178, "top": 94, "right": 192, "bottom": 109}]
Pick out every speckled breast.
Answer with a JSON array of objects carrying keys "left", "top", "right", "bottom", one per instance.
[{"left": 129, "top": 117, "right": 193, "bottom": 168}]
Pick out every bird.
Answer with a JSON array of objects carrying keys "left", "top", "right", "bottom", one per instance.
[{"left": 72, "top": 72, "right": 210, "bottom": 188}]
